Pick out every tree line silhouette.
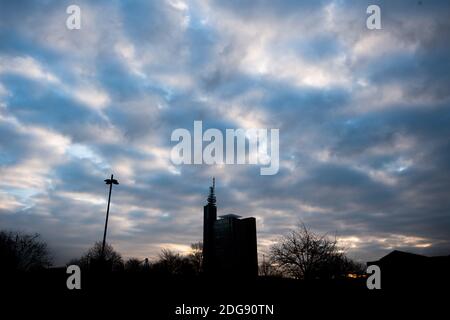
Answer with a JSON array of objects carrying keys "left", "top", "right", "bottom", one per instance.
[{"left": 0, "top": 223, "right": 364, "bottom": 280}]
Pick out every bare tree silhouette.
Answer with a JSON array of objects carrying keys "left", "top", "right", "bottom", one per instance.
[
  {"left": 125, "top": 257, "right": 144, "bottom": 272},
  {"left": 188, "top": 242, "right": 203, "bottom": 274},
  {"left": 69, "top": 241, "right": 123, "bottom": 271},
  {"left": 269, "top": 223, "right": 357, "bottom": 280},
  {"left": 151, "top": 249, "right": 199, "bottom": 276},
  {"left": 154, "top": 249, "right": 184, "bottom": 275},
  {"left": 259, "top": 255, "right": 283, "bottom": 277},
  {"left": 0, "top": 230, "right": 52, "bottom": 272}
]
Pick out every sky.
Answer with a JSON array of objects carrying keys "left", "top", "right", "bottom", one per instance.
[{"left": 0, "top": 0, "right": 449, "bottom": 265}]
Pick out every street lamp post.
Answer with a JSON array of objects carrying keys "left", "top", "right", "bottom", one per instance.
[{"left": 101, "top": 174, "right": 119, "bottom": 258}]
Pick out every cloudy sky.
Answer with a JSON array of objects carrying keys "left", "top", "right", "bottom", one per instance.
[{"left": 1, "top": 0, "right": 449, "bottom": 265}]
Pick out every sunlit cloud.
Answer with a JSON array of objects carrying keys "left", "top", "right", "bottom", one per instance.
[{"left": 0, "top": 55, "right": 60, "bottom": 83}]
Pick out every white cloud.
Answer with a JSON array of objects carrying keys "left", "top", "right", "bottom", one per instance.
[
  {"left": 71, "top": 86, "right": 111, "bottom": 110},
  {"left": 0, "top": 55, "right": 59, "bottom": 83}
]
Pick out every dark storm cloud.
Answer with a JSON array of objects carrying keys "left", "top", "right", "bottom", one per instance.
[{"left": 1, "top": 0, "right": 450, "bottom": 264}]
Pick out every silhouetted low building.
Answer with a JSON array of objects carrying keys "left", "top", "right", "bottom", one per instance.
[
  {"left": 203, "top": 179, "right": 258, "bottom": 277},
  {"left": 367, "top": 250, "right": 450, "bottom": 288}
]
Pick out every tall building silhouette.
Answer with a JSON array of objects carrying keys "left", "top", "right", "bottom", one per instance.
[{"left": 202, "top": 178, "right": 258, "bottom": 276}]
